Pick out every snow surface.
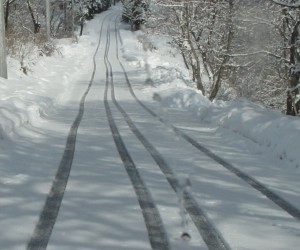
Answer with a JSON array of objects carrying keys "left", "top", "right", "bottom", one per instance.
[{"left": 0, "top": 5, "right": 299, "bottom": 250}]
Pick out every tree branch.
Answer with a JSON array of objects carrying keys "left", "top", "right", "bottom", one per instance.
[{"left": 271, "top": 0, "right": 300, "bottom": 8}]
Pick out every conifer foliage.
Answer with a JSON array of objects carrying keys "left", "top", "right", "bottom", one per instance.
[
  {"left": 80, "top": 0, "right": 112, "bottom": 20},
  {"left": 121, "top": 0, "right": 149, "bottom": 31}
]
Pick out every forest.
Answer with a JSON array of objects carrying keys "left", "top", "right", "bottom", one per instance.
[
  {"left": 3, "top": 0, "right": 113, "bottom": 74},
  {"left": 3, "top": 0, "right": 300, "bottom": 116}
]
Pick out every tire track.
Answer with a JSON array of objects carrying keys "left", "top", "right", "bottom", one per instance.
[
  {"left": 26, "top": 13, "right": 112, "bottom": 250},
  {"left": 103, "top": 14, "right": 170, "bottom": 250},
  {"left": 114, "top": 17, "right": 300, "bottom": 223},
  {"left": 112, "top": 15, "right": 230, "bottom": 250}
]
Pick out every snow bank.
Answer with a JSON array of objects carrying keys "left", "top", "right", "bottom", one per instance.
[
  {"left": 0, "top": 16, "right": 102, "bottom": 139},
  {"left": 120, "top": 27, "right": 300, "bottom": 169},
  {"left": 0, "top": 58, "right": 50, "bottom": 139},
  {"left": 207, "top": 100, "right": 300, "bottom": 167}
]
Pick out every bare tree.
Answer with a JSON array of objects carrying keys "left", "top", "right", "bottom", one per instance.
[
  {"left": 280, "top": 6, "right": 300, "bottom": 115},
  {"left": 151, "top": 0, "right": 235, "bottom": 100}
]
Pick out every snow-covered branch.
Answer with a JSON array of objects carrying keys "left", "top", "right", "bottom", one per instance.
[{"left": 271, "top": 0, "right": 300, "bottom": 8}]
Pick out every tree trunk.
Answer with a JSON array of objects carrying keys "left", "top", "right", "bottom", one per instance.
[
  {"left": 5, "top": 0, "right": 9, "bottom": 30},
  {"left": 286, "top": 75, "right": 299, "bottom": 116},
  {"left": 209, "top": 0, "right": 234, "bottom": 101},
  {"left": 80, "top": 22, "right": 84, "bottom": 36},
  {"left": 26, "top": 0, "right": 40, "bottom": 33},
  {"left": 46, "top": 0, "right": 50, "bottom": 41},
  {"left": 286, "top": 21, "right": 300, "bottom": 115},
  {"left": 184, "top": 3, "right": 205, "bottom": 95},
  {"left": 0, "top": 0, "right": 7, "bottom": 79},
  {"left": 180, "top": 50, "right": 189, "bottom": 70}
]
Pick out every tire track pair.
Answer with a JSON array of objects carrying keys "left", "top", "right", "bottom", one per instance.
[
  {"left": 103, "top": 13, "right": 170, "bottom": 250},
  {"left": 112, "top": 15, "right": 230, "bottom": 250},
  {"left": 26, "top": 13, "right": 112, "bottom": 250},
  {"left": 114, "top": 15, "right": 300, "bottom": 224}
]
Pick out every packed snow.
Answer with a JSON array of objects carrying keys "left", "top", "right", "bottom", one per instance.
[{"left": 0, "top": 6, "right": 299, "bottom": 250}]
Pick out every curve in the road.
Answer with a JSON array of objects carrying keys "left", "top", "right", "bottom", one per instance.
[{"left": 103, "top": 13, "right": 170, "bottom": 250}]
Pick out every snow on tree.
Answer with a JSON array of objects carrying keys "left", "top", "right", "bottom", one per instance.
[
  {"left": 122, "top": 0, "right": 149, "bottom": 31},
  {"left": 2, "top": 0, "right": 300, "bottom": 115},
  {"left": 150, "top": 0, "right": 235, "bottom": 100},
  {"left": 262, "top": 0, "right": 300, "bottom": 115},
  {"left": 2, "top": 0, "right": 113, "bottom": 74},
  {"left": 146, "top": 0, "right": 300, "bottom": 114}
]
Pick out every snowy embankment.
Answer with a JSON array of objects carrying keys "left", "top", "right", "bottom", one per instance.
[
  {"left": 120, "top": 28, "right": 300, "bottom": 169},
  {"left": 0, "top": 19, "right": 100, "bottom": 140}
]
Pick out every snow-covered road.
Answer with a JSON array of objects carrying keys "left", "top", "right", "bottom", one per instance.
[{"left": 1, "top": 6, "right": 300, "bottom": 250}]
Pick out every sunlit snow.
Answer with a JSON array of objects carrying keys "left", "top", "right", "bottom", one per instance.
[{"left": 0, "top": 6, "right": 299, "bottom": 250}]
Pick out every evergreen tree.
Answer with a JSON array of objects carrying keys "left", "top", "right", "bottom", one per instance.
[
  {"left": 122, "top": 0, "right": 148, "bottom": 31},
  {"left": 77, "top": 0, "right": 112, "bottom": 20}
]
